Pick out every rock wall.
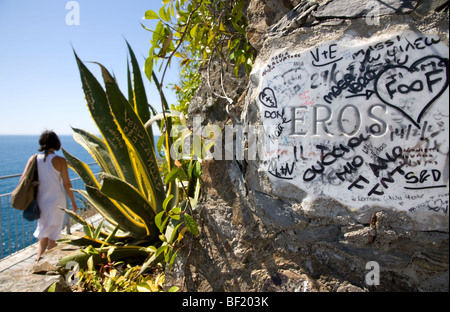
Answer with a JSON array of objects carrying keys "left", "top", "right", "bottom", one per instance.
[{"left": 168, "top": 0, "right": 449, "bottom": 292}]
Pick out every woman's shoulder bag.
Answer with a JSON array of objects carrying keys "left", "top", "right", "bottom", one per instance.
[{"left": 11, "top": 154, "right": 39, "bottom": 212}]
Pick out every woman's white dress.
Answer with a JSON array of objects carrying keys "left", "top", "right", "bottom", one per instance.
[{"left": 33, "top": 153, "right": 67, "bottom": 241}]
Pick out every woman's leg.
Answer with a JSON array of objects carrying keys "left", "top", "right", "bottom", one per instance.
[
  {"left": 35, "top": 238, "right": 58, "bottom": 262},
  {"left": 36, "top": 237, "right": 48, "bottom": 262},
  {"left": 47, "top": 239, "right": 58, "bottom": 250}
]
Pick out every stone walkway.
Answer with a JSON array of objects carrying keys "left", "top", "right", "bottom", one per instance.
[
  {"left": 0, "top": 214, "right": 104, "bottom": 292},
  {"left": 0, "top": 244, "right": 37, "bottom": 274},
  {"left": 0, "top": 243, "right": 81, "bottom": 292},
  {"left": 0, "top": 213, "right": 103, "bottom": 274}
]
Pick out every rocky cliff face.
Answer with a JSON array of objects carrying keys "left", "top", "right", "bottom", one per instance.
[{"left": 168, "top": 0, "right": 449, "bottom": 292}]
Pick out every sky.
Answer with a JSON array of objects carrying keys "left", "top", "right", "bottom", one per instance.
[{"left": 0, "top": 0, "right": 179, "bottom": 135}]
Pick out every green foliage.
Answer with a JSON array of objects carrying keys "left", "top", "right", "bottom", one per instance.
[
  {"left": 142, "top": 0, "right": 256, "bottom": 114},
  {"left": 59, "top": 227, "right": 182, "bottom": 292},
  {"left": 64, "top": 253, "right": 172, "bottom": 292},
  {"left": 64, "top": 46, "right": 168, "bottom": 244},
  {"left": 61, "top": 0, "right": 256, "bottom": 291},
  {"left": 60, "top": 44, "right": 200, "bottom": 281}
]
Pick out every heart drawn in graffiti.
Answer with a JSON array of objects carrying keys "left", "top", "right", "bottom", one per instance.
[
  {"left": 374, "top": 55, "right": 449, "bottom": 128},
  {"left": 259, "top": 87, "right": 277, "bottom": 108}
]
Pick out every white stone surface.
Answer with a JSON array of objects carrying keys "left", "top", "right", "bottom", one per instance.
[{"left": 256, "top": 31, "right": 449, "bottom": 225}]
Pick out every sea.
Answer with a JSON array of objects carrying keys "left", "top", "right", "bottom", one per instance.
[
  {"left": 0, "top": 135, "right": 97, "bottom": 195},
  {"left": 0, "top": 134, "right": 158, "bottom": 259}
]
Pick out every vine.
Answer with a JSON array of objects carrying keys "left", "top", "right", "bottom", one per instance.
[{"left": 142, "top": 0, "right": 255, "bottom": 114}]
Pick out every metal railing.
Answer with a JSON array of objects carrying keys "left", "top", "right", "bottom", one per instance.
[{"left": 0, "top": 165, "right": 99, "bottom": 260}]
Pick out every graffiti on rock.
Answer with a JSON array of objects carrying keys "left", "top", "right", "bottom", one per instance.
[{"left": 258, "top": 31, "right": 449, "bottom": 215}]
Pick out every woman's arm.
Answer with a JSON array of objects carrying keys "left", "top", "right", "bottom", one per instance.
[{"left": 54, "top": 156, "right": 78, "bottom": 212}]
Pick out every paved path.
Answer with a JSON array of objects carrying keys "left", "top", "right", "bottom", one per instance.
[
  {"left": 0, "top": 213, "right": 103, "bottom": 274},
  {"left": 0, "top": 244, "right": 37, "bottom": 273}
]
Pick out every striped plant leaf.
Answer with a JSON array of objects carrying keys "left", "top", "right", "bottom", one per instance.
[
  {"left": 71, "top": 127, "right": 120, "bottom": 178},
  {"left": 97, "top": 63, "right": 165, "bottom": 214},
  {"left": 58, "top": 234, "right": 109, "bottom": 248},
  {"left": 152, "top": 71, "right": 169, "bottom": 111},
  {"left": 126, "top": 40, "right": 151, "bottom": 125},
  {"left": 59, "top": 245, "right": 151, "bottom": 269},
  {"left": 127, "top": 57, "right": 135, "bottom": 110},
  {"left": 68, "top": 46, "right": 188, "bottom": 247},
  {"left": 80, "top": 187, "right": 148, "bottom": 237},
  {"left": 61, "top": 148, "right": 141, "bottom": 234},
  {"left": 59, "top": 207, "right": 129, "bottom": 241},
  {"left": 58, "top": 207, "right": 94, "bottom": 234},
  {"left": 62, "top": 148, "right": 99, "bottom": 189},
  {"left": 151, "top": 72, "right": 179, "bottom": 211},
  {"left": 65, "top": 139, "right": 150, "bottom": 238},
  {"left": 99, "top": 173, "right": 159, "bottom": 241},
  {"left": 73, "top": 51, "right": 140, "bottom": 190}
]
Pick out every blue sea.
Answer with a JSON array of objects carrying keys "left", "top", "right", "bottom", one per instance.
[
  {"left": 0, "top": 134, "right": 159, "bottom": 259},
  {"left": 0, "top": 135, "right": 97, "bottom": 194}
]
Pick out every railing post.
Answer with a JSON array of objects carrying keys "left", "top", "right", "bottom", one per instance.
[
  {"left": 7, "top": 201, "right": 11, "bottom": 257},
  {"left": 14, "top": 207, "right": 18, "bottom": 253},
  {"left": 0, "top": 198, "right": 3, "bottom": 258}
]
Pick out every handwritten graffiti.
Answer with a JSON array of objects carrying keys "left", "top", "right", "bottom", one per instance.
[
  {"left": 258, "top": 31, "right": 449, "bottom": 216},
  {"left": 375, "top": 56, "right": 448, "bottom": 128},
  {"left": 259, "top": 87, "right": 277, "bottom": 108},
  {"left": 303, "top": 132, "right": 371, "bottom": 182},
  {"left": 310, "top": 43, "right": 343, "bottom": 67},
  {"left": 265, "top": 157, "right": 295, "bottom": 180}
]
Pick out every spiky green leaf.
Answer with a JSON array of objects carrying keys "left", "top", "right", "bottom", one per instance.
[
  {"left": 126, "top": 41, "right": 151, "bottom": 125},
  {"left": 71, "top": 127, "right": 119, "bottom": 178},
  {"left": 73, "top": 51, "right": 139, "bottom": 190},
  {"left": 97, "top": 64, "right": 165, "bottom": 213},
  {"left": 99, "top": 172, "right": 159, "bottom": 241},
  {"left": 79, "top": 187, "right": 148, "bottom": 237},
  {"left": 62, "top": 148, "right": 98, "bottom": 188}
]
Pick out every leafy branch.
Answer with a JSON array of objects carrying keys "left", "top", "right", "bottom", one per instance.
[{"left": 143, "top": 0, "right": 256, "bottom": 114}]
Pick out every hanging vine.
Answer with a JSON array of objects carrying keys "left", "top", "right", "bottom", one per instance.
[{"left": 142, "top": 0, "right": 255, "bottom": 115}]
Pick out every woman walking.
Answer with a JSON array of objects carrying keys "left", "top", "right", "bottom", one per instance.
[{"left": 21, "top": 131, "right": 77, "bottom": 262}]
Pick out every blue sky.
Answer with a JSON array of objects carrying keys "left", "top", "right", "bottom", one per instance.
[{"left": 0, "top": 0, "right": 179, "bottom": 135}]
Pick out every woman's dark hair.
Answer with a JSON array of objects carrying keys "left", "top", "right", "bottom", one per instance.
[{"left": 38, "top": 130, "right": 61, "bottom": 156}]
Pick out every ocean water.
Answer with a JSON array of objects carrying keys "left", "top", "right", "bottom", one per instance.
[
  {"left": 0, "top": 134, "right": 159, "bottom": 259},
  {"left": 0, "top": 135, "right": 96, "bottom": 194}
]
